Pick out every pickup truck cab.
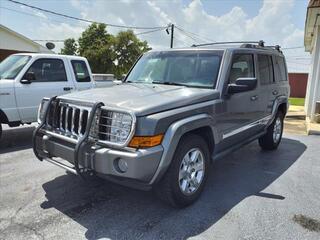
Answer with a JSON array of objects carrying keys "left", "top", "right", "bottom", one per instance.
[{"left": 0, "top": 53, "right": 95, "bottom": 137}]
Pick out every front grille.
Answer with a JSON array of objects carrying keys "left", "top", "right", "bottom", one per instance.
[
  {"left": 44, "top": 100, "right": 135, "bottom": 146},
  {"left": 46, "top": 100, "right": 91, "bottom": 139}
]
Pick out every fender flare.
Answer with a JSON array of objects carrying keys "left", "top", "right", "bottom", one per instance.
[
  {"left": 149, "top": 113, "right": 218, "bottom": 185},
  {"left": 267, "top": 96, "right": 289, "bottom": 126}
]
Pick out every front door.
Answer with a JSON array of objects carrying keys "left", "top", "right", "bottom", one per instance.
[
  {"left": 218, "top": 52, "right": 263, "bottom": 150},
  {"left": 15, "top": 58, "right": 74, "bottom": 123}
]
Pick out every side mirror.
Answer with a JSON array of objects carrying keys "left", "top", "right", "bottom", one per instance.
[
  {"left": 121, "top": 74, "right": 127, "bottom": 81},
  {"left": 21, "top": 72, "right": 35, "bottom": 84},
  {"left": 227, "top": 77, "right": 257, "bottom": 94}
]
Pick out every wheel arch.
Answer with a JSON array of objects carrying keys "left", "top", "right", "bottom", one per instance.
[
  {"left": 150, "top": 114, "right": 217, "bottom": 185},
  {"left": 0, "top": 109, "right": 9, "bottom": 124}
]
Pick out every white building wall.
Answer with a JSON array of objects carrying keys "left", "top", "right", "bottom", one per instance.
[
  {"left": 0, "top": 25, "right": 52, "bottom": 53},
  {"left": 305, "top": 26, "right": 320, "bottom": 121}
]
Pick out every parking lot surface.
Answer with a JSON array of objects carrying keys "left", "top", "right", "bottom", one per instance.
[{"left": 0, "top": 125, "right": 319, "bottom": 240}]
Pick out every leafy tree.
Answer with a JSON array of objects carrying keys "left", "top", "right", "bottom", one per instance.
[
  {"left": 60, "top": 38, "right": 77, "bottom": 55},
  {"left": 113, "top": 30, "right": 151, "bottom": 78},
  {"left": 63, "top": 23, "right": 151, "bottom": 77},
  {"left": 78, "top": 23, "right": 115, "bottom": 74}
]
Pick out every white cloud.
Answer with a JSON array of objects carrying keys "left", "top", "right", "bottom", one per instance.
[{"left": 31, "top": 0, "right": 310, "bottom": 72}]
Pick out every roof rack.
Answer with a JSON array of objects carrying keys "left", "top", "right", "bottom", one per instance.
[
  {"left": 191, "top": 40, "right": 265, "bottom": 48},
  {"left": 191, "top": 40, "right": 283, "bottom": 53}
]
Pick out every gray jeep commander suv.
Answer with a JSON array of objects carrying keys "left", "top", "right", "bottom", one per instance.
[{"left": 33, "top": 41, "right": 289, "bottom": 207}]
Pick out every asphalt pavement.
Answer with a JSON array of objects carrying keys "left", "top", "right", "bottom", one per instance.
[{"left": 0, "top": 125, "right": 319, "bottom": 240}]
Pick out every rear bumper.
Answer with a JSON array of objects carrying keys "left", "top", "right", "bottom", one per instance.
[{"left": 34, "top": 131, "right": 163, "bottom": 190}]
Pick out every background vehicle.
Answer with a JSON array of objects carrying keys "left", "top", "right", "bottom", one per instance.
[
  {"left": 0, "top": 53, "right": 95, "bottom": 137},
  {"left": 33, "top": 41, "right": 289, "bottom": 207},
  {"left": 92, "top": 73, "right": 117, "bottom": 88}
]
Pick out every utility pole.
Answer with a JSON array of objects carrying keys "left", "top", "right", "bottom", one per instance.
[{"left": 170, "top": 24, "right": 174, "bottom": 48}]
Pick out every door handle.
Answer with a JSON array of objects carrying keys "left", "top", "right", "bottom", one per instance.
[
  {"left": 272, "top": 90, "right": 278, "bottom": 95},
  {"left": 251, "top": 95, "right": 258, "bottom": 101},
  {"left": 63, "top": 87, "right": 73, "bottom": 91}
]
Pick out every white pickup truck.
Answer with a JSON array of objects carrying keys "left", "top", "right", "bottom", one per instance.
[{"left": 0, "top": 53, "right": 95, "bottom": 137}]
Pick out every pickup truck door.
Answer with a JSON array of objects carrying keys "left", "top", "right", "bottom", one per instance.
[
  {"left": 68, "top": 59, "right": 94, "bottom": 91},
  {"left": 15, "top": 58, "right": 74, "bottom": 123}
]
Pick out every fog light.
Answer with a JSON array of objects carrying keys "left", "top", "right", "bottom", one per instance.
[{"left": 117, "top": 158, "right": 128, "bottom": 173}]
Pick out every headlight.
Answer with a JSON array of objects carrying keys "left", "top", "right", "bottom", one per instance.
[
  {"left": 37, "top": 98, "right": 49, "bottom": 123},
  {"left": 91, "top": 108, "right": 135, "bottom": 146}
]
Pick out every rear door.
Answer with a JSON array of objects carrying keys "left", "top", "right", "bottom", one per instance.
[
  {"left": 257, "top": 54, "right": 275, "bottom": 117},
  {"left": 15, "top": 57, "right": 74, "bottom": 122},
  {"left": 69, "top": 59, "right": 94, "bottom": 91}
]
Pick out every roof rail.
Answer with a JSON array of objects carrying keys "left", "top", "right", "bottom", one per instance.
[{"left": 191, "top": 40, "right": 265, "bottom": 48}]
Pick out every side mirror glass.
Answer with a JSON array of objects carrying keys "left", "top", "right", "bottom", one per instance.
[
  {"left": 21, "top": 72, "right": 35, "bottom": 84},
  {"left": 227, "top": 77, "right": 257, "bottom": 94}
]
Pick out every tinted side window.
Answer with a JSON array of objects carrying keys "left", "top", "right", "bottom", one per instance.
[
  {"left": 274, "top": 56, "right": 287, "bottom": 81},
  {"left": 229, "top": 54, "right": 254, "bottom": 83},
  {"left": 25, "top": 59, "right": 67, "bottom": 82},
  {"left": 71, "top": 60, "right": 91, "bottom": 82},
  {"left": 258, "top": 55, "right": 274, "bottom": 85}
]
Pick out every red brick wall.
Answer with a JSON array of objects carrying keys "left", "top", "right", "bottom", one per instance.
[{"left": 288, "top": 73, "right": 308, "bottom": 98}]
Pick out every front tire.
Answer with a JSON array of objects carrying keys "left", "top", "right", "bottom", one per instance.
[
  {"left": 259, "top": 111, "right": 284, "bottom": 150},
  {"left": 155, "top": 134, "right": 210, "bottom": 208}
]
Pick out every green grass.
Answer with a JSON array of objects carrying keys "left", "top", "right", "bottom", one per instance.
[{"left": 289, "top": 97, "right": 305, "bottom": 106}]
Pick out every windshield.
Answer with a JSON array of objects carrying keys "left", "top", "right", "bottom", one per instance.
[
  {"left": 0, "top": 55, "right": 31, "bottom": 79},
  {"left": 126, "top": 51, "right": 222, "bottom": 88}
]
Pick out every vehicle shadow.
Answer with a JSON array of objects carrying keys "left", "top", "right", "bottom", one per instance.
[
  {"left": 41, "top": 138, "right": 306, "bottom": 239},
  {"left": 0, "top": 126, "right": 35, "bottom": 154}
]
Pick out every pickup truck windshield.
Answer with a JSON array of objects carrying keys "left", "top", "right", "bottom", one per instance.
[
  {"left": 0, "top": 55, "right": 31, "bottom": 80},
  {"left": 126, "top": 51, "right": 222, "bottom": 88}
]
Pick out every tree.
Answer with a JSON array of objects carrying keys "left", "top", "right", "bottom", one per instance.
[
  {"left": 113, "top": 30, "right": 151, "bottom": 78},
  {"left": 78, "top": 23, "right": 115, "bottom": 74},
  {"left": 60, "top": 38, "right": 77, "bottom": 55},
  {"left": 66, "top": 23, "right": 151, "bottom": 76}
]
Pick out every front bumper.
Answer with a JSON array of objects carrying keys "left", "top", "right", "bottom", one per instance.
[
  {"left": 33, "top": 97, "right": 163, "bottom": 190},
  {"left": 34, "top": 131, "right": 163, "bottom": 190}
]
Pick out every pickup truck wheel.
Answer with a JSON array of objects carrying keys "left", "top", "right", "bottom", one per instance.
[
  {"left": 259, "top": 111, "right": 284, "bottom": 150},
  {"left": 155, "top": 134, "right": 210, "bottom": 208}
]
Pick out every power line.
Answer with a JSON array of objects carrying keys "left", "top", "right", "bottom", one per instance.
[
  {"left": 7, "top": 0, "right": 166, "bottom": 30},
  {"left": 175, "top": 26, "right": 215, "bottom": 43},
  {"left": 136, "top": 27, "right": 167, "bottom": 36},
  {"left": 0, "top": 6, "right": 78, "bottom": 25},
  {"left": 175, "top": 28, "right": 203, "bottom": 45}
]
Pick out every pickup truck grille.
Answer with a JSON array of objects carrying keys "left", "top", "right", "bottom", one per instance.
[{"left": 46, "top": 101, "right": 90, "bottom": 139}]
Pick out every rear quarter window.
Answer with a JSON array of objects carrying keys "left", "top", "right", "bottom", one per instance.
[{"left": 274, "top": 56, "right": 287, "bottom": 81}]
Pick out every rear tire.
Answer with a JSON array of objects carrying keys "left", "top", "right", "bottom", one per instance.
[
  {"left": 259, "top": 111, "right": 284, "bottom": 150},
  {"left": 155, "top": 134, "right": 210, "bottom": 208}
]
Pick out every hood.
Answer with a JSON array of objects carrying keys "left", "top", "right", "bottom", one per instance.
[{"left": 60, "top": 83, "right": 220, "bottom": 116}]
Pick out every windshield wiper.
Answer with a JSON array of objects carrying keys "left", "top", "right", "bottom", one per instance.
[{"left": 152, "top": 81, "right": 188, "bottom": 87}]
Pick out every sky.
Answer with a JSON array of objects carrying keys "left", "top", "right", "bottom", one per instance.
[{"left": 0, "top": 0, "right": 311, "bottom": 73}]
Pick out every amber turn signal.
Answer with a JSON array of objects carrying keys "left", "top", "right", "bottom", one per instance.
[{"left": 128, "top": 134, "right": 164, "bottom": 148}]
